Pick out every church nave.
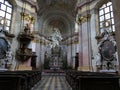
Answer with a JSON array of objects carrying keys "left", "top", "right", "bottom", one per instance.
[{"left": 0, "top": 0, "right": 120, "bottom": 90}]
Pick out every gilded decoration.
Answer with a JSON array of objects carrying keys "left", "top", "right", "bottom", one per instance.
[
  {"left": 76, "top": 14, "right": 91, "bottom": 24},
  {"left": 21, "top": 12, "right": 35, "bottom": 24}
]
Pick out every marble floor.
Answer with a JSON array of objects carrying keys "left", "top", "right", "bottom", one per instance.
[{"left": 32, "top": 73, "right": 72, "bottom": 90}]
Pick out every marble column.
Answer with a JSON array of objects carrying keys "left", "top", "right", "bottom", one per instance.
[
  {"left": 77, "top": 14, "right": 91, "bottom": 71},
  {"left": 82, "top": 20, "right": 89, "bottom": 66},
  {"left": 78, "top": 23, "right": 83, "bottom": 66},
  {"left": 72, "top": 43, "right": 78, "bottom": 69}
]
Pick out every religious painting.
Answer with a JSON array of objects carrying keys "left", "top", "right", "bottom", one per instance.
[
  {"left": 0, "top": 38, "right": 8, "bottom": 59},
  {"left": 101, "top": 40, "right": 115, "bottom": 60}
]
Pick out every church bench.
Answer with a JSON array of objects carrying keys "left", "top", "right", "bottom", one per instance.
[
  {"left": 66, "top": 70, "right": 81, "bottom": 89},
  {"left": 0, "top": 70, "right": 41, "bottom": 90},
  {"left": 16, "top": 71, "right": 41, "bottom": 89},
  {"left": 0, "top": 75, "right": 26, "bottom": 90},
  {"left": 66, "top": 70, "right": 120, "bottom": 90}
]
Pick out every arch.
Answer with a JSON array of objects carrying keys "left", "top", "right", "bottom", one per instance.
[
  {"left": 42, "top": 15, "right": 70, "bottom": 36},
  {"left": 38, "top": 9, "right": 75, "bottom": 37},
  {"left": 8, "top": 0, "right": 17, "bottom": 7},
  {"left": 95, "top": 0, "right": 111, "bottom": 9}
]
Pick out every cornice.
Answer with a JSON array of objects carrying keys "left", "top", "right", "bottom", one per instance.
[{"left": 22, "top": 0, "right": 39, "bottom": 12}]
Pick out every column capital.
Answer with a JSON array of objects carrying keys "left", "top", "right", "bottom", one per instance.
[{"left": 76, "top": 14, "right": 91, "bottom": 24}]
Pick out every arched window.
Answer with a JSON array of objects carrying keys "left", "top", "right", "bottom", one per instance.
[
  {"left": 99, "top": 1, "right": 115, "bottom": 33},
  {"left": 0, "top": 0, "right": 12, "bottom": 32}
]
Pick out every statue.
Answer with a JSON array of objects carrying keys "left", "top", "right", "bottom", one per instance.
[
  {"left": 48, "top": 28, "right": 62, "bottom": 48},
  {"left": 95, "top": 52, "right": 101, "bottom": 66}
]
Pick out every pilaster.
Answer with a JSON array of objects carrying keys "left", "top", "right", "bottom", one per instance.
[{"left": 77, "top": 14, "right": 92, "bottom": 71}]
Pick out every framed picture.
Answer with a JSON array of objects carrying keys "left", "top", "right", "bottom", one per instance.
[{"left": 101, "top": 40, "right": 115, "bottom": 60}]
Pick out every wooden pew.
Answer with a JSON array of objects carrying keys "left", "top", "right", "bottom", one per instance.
[
  {"left": 66, "top": 70, "right": 120, "bottom": 90},
  {"left": 0, "top": 70, "right": 41, "bottom": 90}
]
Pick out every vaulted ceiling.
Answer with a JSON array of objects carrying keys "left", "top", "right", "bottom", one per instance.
[
  {"left": 37, "top": 0, "right": 77, "bottom": 38},
  {"left": 37, "top": 0, "right": 77, "bottom": 15}
]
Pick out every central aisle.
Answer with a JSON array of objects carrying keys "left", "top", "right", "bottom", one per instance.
[{"left": 32, "top": 73, "right": 72, "bottom": 90}]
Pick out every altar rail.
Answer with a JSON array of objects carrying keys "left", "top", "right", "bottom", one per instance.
[
  {"left": 0, "top": 70, "right": 41, "bottom": 90},
  {"left": 66, "top": 70, "right": 120, "bottom": 90}
]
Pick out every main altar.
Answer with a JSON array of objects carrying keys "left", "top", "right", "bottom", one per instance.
[{"left": 44, "top": 27, "right": 64, "bottom": 70}]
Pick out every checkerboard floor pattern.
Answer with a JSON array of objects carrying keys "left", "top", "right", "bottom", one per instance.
[{"left": 32, "top": 74, "right": 72, "bottom": 90}]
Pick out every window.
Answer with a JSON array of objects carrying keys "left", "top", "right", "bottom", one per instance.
[
  {"left": 99, "top": 2, "right": 115, "bottom": 33},
  {"left": 0, "top": 0, "right": 12, "bottom": 32}
]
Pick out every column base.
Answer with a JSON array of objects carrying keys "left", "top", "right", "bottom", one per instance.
[
  {"left": 77, "top": 66, "right": 92, "bottom": 71},
  {"left": 16, "top": 65, "right": 32, "bottom": 70}
]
